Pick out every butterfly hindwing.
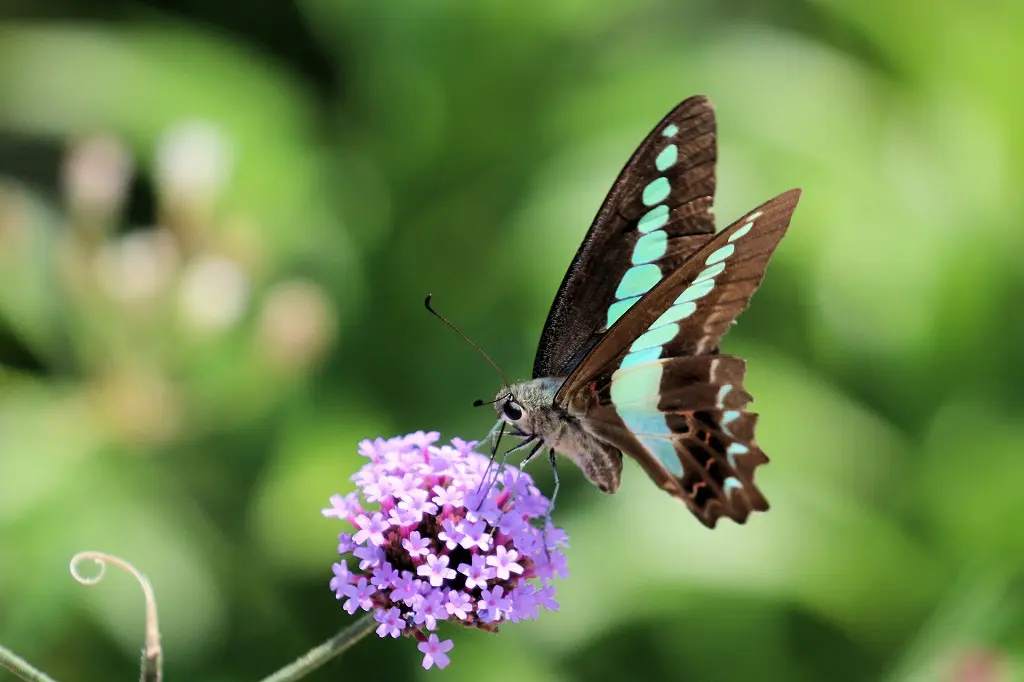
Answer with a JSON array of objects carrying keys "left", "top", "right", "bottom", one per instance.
[
  {"left": 581, "top": 355, "right": 768, "bottom": 527},
  {"left": 532, "top": 96, "right": 719, "bottom": 379},
  {"left": 558, "top": 189, "right": 802, "bottom": 526}
]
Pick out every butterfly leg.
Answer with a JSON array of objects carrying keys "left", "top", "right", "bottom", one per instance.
[
  {"left": 547, "top": 450, "right": 560, "bottom": 512},
  {"left": 539, "top": 450, "right": 560, "bottom": 560},
  {"left": 509, "top": 438, "right": 546, "bottom": 517},
  {"left": 518, "top": 439, "right": 546, "bottom": 469},
  {"left": 477, "top": 421, "right": 503, "bottom": 466},
  {"left": 488, "top": 438, "right": 543, "bottom": 539}
]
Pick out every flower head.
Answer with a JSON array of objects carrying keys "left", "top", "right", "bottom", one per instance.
[{"left": 324, "top": 432, "right": 568, "bottom": 669}]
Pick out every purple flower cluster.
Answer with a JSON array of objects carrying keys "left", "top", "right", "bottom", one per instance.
[{"left": 323, "top": 431, "right": 569, "bottom": 670}]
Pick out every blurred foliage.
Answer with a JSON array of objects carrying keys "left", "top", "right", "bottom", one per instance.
[{"left": 1, "top": 0, "right": 1023, "bottom": 681}]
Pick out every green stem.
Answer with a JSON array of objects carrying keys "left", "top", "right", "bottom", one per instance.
[
  {"left": 0, "top": 644, "right": 60, "bottom": 682},
  {"left": 257, "top": 614, "right": 377, "bottom": 682}
]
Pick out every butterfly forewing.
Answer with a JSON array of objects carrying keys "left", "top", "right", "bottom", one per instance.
[
  {"left": 557, "top": 189, "right": 801, "bottom": 401},
  {"left": 557, "top": 189, "right": 801, "bottom": 527},
  {"left": 532, "top": 96, "right": 719, "bottom": 378}
]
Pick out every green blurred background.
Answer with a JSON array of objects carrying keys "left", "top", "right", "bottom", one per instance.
[{"left": 1, "top": 0, "right": 1022, "bottom": 680}]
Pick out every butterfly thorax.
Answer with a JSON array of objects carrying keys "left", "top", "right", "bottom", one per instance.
[{"left": 494, "top": 378, "right": 623, "bottom": 494}]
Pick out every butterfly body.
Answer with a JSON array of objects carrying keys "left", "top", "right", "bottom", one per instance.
[
  {"left": 497, "top": 377, "right": 624, "bottom": 494},
  {"left": 489, "top": 95, "right": 801, "bottom": 528}
]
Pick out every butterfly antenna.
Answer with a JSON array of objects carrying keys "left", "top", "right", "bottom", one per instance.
[{"left": 425, "top": 295, "right": 509, "bottom": 387}]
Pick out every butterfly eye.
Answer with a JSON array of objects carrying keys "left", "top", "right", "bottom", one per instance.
[{"left": 503, "top": 400, "right": 524, "bottom": 421}]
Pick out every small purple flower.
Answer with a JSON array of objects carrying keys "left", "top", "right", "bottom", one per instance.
[
  {"left": 322, "top": 492, "right": 360, "bottom": 520},
  {"left": 341, "top": 577, "right": 375, "bottom": 615},
  {"left": 545, "top": 523, "right": 570, "bottom": 549},
  {"left": 337, "top": 533, "right": 356, "bottom": 554},
  {"left": 513, "top": 529, "right": 542, "bottom": 557},
  {"left": 402, "top": 531, "right": 431, "bottom": 558},
  {"left": 457, "top": 519, "right": 491, "bottom": 552},
  {"left": 418, "top": 634, "right": 453, "bottom": 670},
  {"left": 324, "top": 432, "right": 569, "bottom": 669},
  {"left": 486, "top": 545, "right": 523, "bottom": 580},
  {"left": 445, "top": 590, "right": 472, "bottom": 620},
  {"left": 457, "top": 554, "right": 492, "bottom": 590},
  {"left": 508, "top": 584, "right": 539, "bottom": 622},
  {"left": 534, "top": 548, "right": 570, "bottom": 582},
  {"left": 432, "top": 484, "right": 465, "bottom": 508},
  {"left": 450, "top": 437, "right": 476, "bottom": 455},
  {"left": 535, "top": 585, "right": 559, "bottom": 611},
  {"left": 405, "top": 430, "right": 441, "bottom": 450},
  {"left": 386, "top": 473, "right": 417, "bottom": 499},
  {"left": 477, "top": 585, "right": 512, "bottom": 622},
  {"left": 465, "top": 492, "right": 502, "bottom": 526},
  {"left": 358, "top": 437, "right": 387, "bottom": 459},
  {"left": 388, "top": 506, "right": 419, "bottom": 527},
  {"left": 330, "top": 561, "right": 351, "bottom": 597},
  {"left": 413, "top": 591, "right": 446, "bottom": 630},
  {"left": 352, "top": 512, "right": 390, "bottom": 546},
  {"left": 417, "top": 552, "right": 456, "bottom": 587},
  {"left": 353, "top": 544, "right": 384, "bottom": 571},
  {"left": 390, "top": 571, "right": 419, "bottom": 604},
  {"left": 375, "top": 607, "right": 403, "bottom": 638},
  {"left": 398, "top": 488, "right": 438, "bottom": 520},
  {"left": 361, "top": 479, "right": 391, "bottom": 504},
  {"left": 437, "top": 518, "right": 464, "bottom": 550},
  {"left": 516, "top": 493, "right": 550, "bottom": 518},
  {"left": 371, "top": 563, "right": 398, "bottom": 590}
]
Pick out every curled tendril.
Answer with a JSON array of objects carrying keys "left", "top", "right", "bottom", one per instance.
[{"left": 70, "top": 551, "right": 163, "bottom": 682}]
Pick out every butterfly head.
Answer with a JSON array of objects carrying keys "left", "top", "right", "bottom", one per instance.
[{"left": 491, "top": 378, "right": 563, "bottom": 439}]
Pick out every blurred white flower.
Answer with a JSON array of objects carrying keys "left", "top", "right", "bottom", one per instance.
[
  {"left": 177, "top": 254, "right": 250, "bottom": 332},
  {"left": 92, "top": 229, "right": 180, "bottom": 303},
  {"left": 91, "top": 365, "right": 181, "bottom": 446},
  {"left": 257, "top": 279, "right": 336, "bottom": 370},
  {"left": 155, "top": 121, "right": 234, "bottom": 202},
  {"left": 62, "top": 135, "right": 134, "bottom": 218}
]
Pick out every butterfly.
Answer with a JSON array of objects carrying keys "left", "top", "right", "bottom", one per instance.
[{"left": 487, "top": 95, "right": 801, "bottom": 528}]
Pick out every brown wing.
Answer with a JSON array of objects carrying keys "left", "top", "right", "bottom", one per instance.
[{"left": 532, "top": 96, "right": 718, "bottom": 378}]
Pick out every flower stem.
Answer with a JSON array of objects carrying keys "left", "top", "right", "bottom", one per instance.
[
  {"left": 257, "top": 614, "right": 377, "bottom": 682},
  {"left": 0, "top": 644, "right": 60, "bottom": 682}
]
